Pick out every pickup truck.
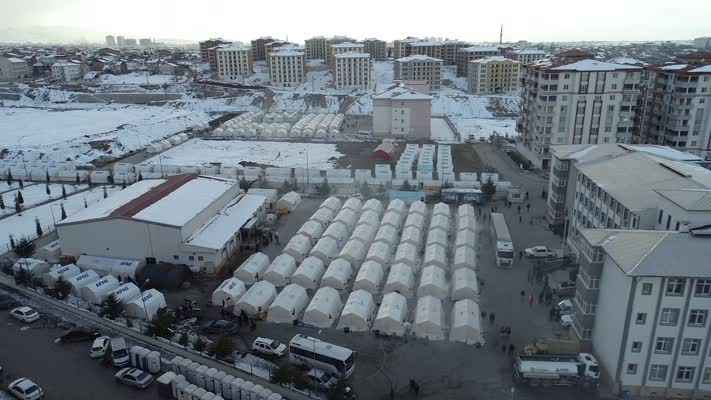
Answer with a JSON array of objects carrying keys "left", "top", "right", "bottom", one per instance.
[{"left": 524, "top": 246, "right": 555, "bottom": 258}]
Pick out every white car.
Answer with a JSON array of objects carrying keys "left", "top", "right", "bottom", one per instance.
[
  {"left": 560, "top": 314, "right": 574, "bottom": 328},
  {"left": 9, "top": 306, "right": 40, "bottom": 323},
  {"left": 7, "top": 377, "right": 44, "bottom": 400},
  {"left": 557, "top": 299, "right": 574, "bottom": 315},
  {"left": 89, "top": 336, "right": 111, "bottom": 359},
  {"left": 252, "top": 337, "right": 287, "bottom": 357},
  {"left": 524, "top": 246, "right": 555, "bottom": 258}
]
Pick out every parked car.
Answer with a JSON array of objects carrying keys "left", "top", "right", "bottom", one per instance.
[
  {"left": 0, "top": 294, "right": 20, "bottom": 310},
  {"left": 110, "top": 337, "right": 130, "bottom": 368},
  {"left": 89, "top": 336, "right": 111, "bottom": 359},
  {"left": 114, "top": 368, "right": 154, "bottom": 389},
  {"left": 560, "top": 314, "right": 574, "bottom": 328},
  {"left": 56, "top": 328, "right": 100, "bottom": 344},
  {"left": 556, "top": 299, "right": 574, "bottom": 315},
  {"left": 9, "top": 306, "right": 40, "bottom": 323},
  {"left": 199, "top": 320, "right": 238, "bottom": 335},
  {"left": 524, "top": 246, "right": 555, "bottom": 258},
  {"left": 252, "top": 337, "right": 287, "bottom": 357},
  {"left": 7, "top": 377, "right": 44, "bottom": 400},
  {"left": 307, "top": 368, "right": 338, "bottom": 391}
]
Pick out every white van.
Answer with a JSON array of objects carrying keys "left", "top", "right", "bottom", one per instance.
[{"left": 110, "top": 337, "right": 130, "bottom": 368}]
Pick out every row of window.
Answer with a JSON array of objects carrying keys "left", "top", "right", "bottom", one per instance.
[
  {"left": 629, "top": 364, "right": 711, "bottom": 385},
  {"left": 636, "top": 308, "right": 708, "bottom": 327},
  {"left": 640, "top": 279, "right": 711, "bottom": 298}
]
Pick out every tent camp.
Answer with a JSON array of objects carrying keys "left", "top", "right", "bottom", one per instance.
[
  {"left": 350, "top": 224, "right": 377, "bottom": 245},
  {"left": 449, "top": 299, "right": 483, "bottom": 345},
  {"left": 264, "top": 254, "right": 298, "bottom": 287},
  {"left": 302, "top": 287, "right": 343, "bottom": 328},
  {"left": 458, "top": 204, "right": 475, "bottom": 219},
  {"left": 80, "top": 275, "right": 120, "bottom": 305},
  {"left": 383, "top": 263, "right": 416, "bottom": 298},
  {"left": 365, "top": 241, "right": 392, "bottom": 265},
  {"left": 342, "top": 198, "right": 363, "bottom": 213},
  {"left": 403, "top": 213, "right": 426, "bottom": 231},
  {"left": 234, "top": 280, "right": 277, "bottom": 317},
  {"left": 332, "top": 209, "right": 359, "bottom": 232},
  {"left": 356, "top": 210, "right": 380, "bottom": 228},
  {"left": 108, "top": 282, "right": 141, "bottom": 304},
  {"left": 362, "top": 199, "right": 384, "bottom": 217},
  {"left": 309, "top": 207, "right": 336, "bottom": 228},
  {"left": 283, "top": 234, "right": 313, "bottom": 263},
  {"left": 429, "top": 214, "right": 450, "bottom": 233},
  {"left": 234, "top": 252, "right": 270, "bottom": 284},
  {"left": 291, "top": 256, "right": 326, "bottom": 290},
  {"left": 276, "top": 191, "right": 301, "bottom": 213},
  {"left": 417, "top": 266, "right": 449, "bottom": 299},
  {"left": 211, "top": 277, "right": 247, "bottom": 307},
  {"left": 310, "top": 236, "right": 340, "bottom": 263},
  {"left": 423, "top": 244, "right": 448, "bottom": 270},
  {"left": 385, "top": 199, "right": 407, "bottom": 216},
  {"left": 453, "top": 246, "right": 477, "bottom": 271},
  {"left": 323, "top": 222, "right": 350, "bottom": 243},
  {"left": 125, "top": 289, "right": 167, "bottom": 320},
  {"left": 338, "top": 239, "right": 367, "bottom": 267},
  {"left": 321, "top": 258, "right": 353, "bottom": 290},
  {"left": 354, "top": 261, "right": 385, "bottom": 293},
  {"left": 380, "top": 211, "right": 404, "bottom": 230},
  {"left": 413, "top": 296, "right": 445, "bottom": 341},
  {"left": 451, "top": 268, "right": 479, "bottom": 301},
  {"left": 337, "top": 290, "right": 375, "bottom": 332},
  {"left": 374, "top": 225, "right": 399, "bottom": 246},
  {"left": 44, "top": 263, "right": 81, "bottom": 287},
  {"left": 267, "top": 284, "right": 309, "bottom": 323},
  {"left": 394, "top": 242, "right": 419, "bottom": 270},
  {"left": 455, "top": 229, "right": 476, "bottom": 250},
  {"left": 13, "top": 258, "right": 50, "bottom": 277},
  {"left": 76, "top": 255, "right": 144, "bottom": 281},
  {"left": 67, "top": 269, "right": 100, "bottom": 296},
  {"left": 432, "top": 203, "right": 451, "bottom": 219},
  {"left": 399, "top": 226, "right": 422, "bottom": 248},
  {"left": 457, "top": 216, "right": 476, "bottom": 233},
  {"left": 372, "top": 292, "right": 408, "bottom": 336},
  {"left": 426, "top": 228, "right": 449, "bottom": 249},
  {"left": 408, "top": 200, "right": 427, "bottom": 217},
  {"left": 319, "top": 196, "right": 342, "bottom": 213},
  {"left": 296, "top": 220, "right": 325, "bottom": 244}
]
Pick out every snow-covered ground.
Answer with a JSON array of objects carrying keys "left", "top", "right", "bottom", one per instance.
[
  {"left": 144, "top": 139, "right": 343, "bottom": 169},
  {"left": 430, "top": 118, "right": 457, "bottom": 143},
  {"left": 431, "top": 90, "right": 493, "bottom": 118},
  {"left": 374, "top": 61, "right": 394, "bottom": 92},
  {"left": 0, "top": 183, "right": 88, "bottom": 217},
  {"left": 441, "top": 65, "right": 468, "bottom": 91},
  {"left": 96, "top": 72, "right": 181, "bottom": 86},
  {"left": 453, "top": 118, "right": 518, "bottom": 140}
]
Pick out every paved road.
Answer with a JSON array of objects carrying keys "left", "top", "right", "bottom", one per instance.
[{"left": 0, "top": 313, "right": 156, "bottom": 400}]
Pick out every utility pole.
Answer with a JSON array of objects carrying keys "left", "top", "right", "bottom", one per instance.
[{"left": 500, "top": 25, "right": 503, "bottom": 45}]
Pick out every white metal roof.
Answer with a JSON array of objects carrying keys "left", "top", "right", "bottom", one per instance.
[
  {"left": 550, "top": 59, "right": 642, "bottom": 72},
  {"left": 187, "top": 194, "right": 265, "bottom": 250}
]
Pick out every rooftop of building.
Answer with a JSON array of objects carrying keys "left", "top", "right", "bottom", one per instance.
[
  {"left": 186, "top": 194, "right": 266, "bottom": 250},
  {"left": 334, "top": 52, "right": 371, "bottom": 59},
  {"left": 217, "top": 44, "right": 251, "bottom": 52},
  {"left": 460, "top": 46, "right": 500, "bottom": 53},
  {"left": 469, "top": 56, "right": 519, "bottom": 64},
  {"left": 552, "top": 144, "right": 704, "bottom": 164},
  {"left": 373, "top": 83, "right": 432, "bottom": 101},
  {"left": 606, "top": 57, "right": 648, "bottom": 66},
  {"left": 512, "top": 49, "right": 546, "bottom": 55},
  {"left": 331, "top": 42, "right": 364, "bottom": 49},
  {"left": 651, "top": 63, "right": 711, "bottom": 74},
  {"left": 550, "top": 59, "right": 642, "bottom": 72},
  {"left": 396, "top": 54, "right": 443, "bottom": 63},
  {"left": 654, "top": 189, "right": 711, "bottom": 211}
]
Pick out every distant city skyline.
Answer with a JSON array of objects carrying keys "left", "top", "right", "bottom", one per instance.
[{"left": 0, "top": 0, "right": 710, "bottom": 45}]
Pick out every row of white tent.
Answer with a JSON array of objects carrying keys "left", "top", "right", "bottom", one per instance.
[
  {"left": 214, "top": 112, "right": 344, "bottom": 139},
  {"left": 145, "top": 132, "right": 191, "bottom": 154}
]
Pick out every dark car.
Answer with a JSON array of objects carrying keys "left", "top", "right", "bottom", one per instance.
[
  {"left": 199, "top": 320, "right": 237, "bottom": 335},
  {"left": 55, "top": 328, "right": 101, "bottom": 344}
]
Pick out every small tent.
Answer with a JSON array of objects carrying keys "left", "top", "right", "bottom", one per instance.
[
  {"left": 234, "top": 280, "right": 277, "bottom": 317},
  {"left": 399, "top": 226, "right": 422, "bottom": 249},
  {"left": 423, "top": 244, "right": 448, "bottom": 270},
  {"left": 337, "top": 290, "right": 375, "bottom": 332},
  {"left": 365, "top": 241, "right": 392, "bottom": 265},
  {"left": 108, "top": 282, "right": 141, "bottom": 304},
  {"left": 321, "top": 258, "right": 353, "bottom": 290},
  {"left": 383, "top": 263, "right": 416, "bottom": 298},
  {"left": 372, "top": 292, "right": 408, "bottom": 336},
  {"left": 80, "top": 275, "right": 120, "bottom": 305},
  {"left": 374, "top": 225, "right": 399, "bottom": 246},
  {"left": 453, "top": 246, "right": 477, "bottom": 271},
  {"left": 403, "top": 213, "right": 426, "bottom": 231},
  {"left": 291, "top": 256, "right": 326, "bottom": 290},
  {"left": 417, "top": 265, "right": 449, "bottom": 299},
  {"left": 338, "top": 239, "right": 367, "bottom": 267},
  {"left": 319, "top": 196, "right": 342, "bottom": 213},
  {"left": 12, "top": 258, "right": 50, "bottom": 277},
  {"left": 408, "top": 200, "right": 427, "bottom": 217},
  {"left": 234, "top": 252, "right": 270, "bottom": 285},
  {"left": 429, "top": 214, "right": 450, "bottom": 234},
  {"left": 332, "top": 208, "right": 359, "bottom": 232},
  {"left": 211, "top": 277, "right": 247, "bottom": 307},
  {"left": 342, "top": 197, "right": 363, "bottom": 213},
  {"left": 356, "top": 210, "right": 380, "bottom": 228},
  {"left": 451, "top": 268, "right": 479, "bottom": 301},
  {"left": 263, "top": 254, "right": 298, "bottom": 287},
  {"left": 385, "top": 199, "right": 407, "bottom": 216},
  {"left": 458, "top": 204, "right": 475, "bottom": 219},
  {"left": 426, "top": 228, "right": 448, "bottom": 249},
  {"left": 267, "top": 284, "right": 309, "bottom": 324},
  {"left": 361, "top": 199, "right": 384, "bottom": 217},
  {"left": 323, "top": 222, "right": 350, "bottom": 243},
  {"left": 413, "top": 295, "right": 445, "bottom": 341},
  {"left": 125, "top": 289, "right": 167, "bottom": 320},
  {"left": 380, "top": 211, "right": 404, "bottom": 230},
  {"left": 44, "top": 263, "right": 81, "bottom": 287},
  {"left": 432, "top": 202, "right": 451, "bottom": 219},
  {"left": 296, "top": 220, "right": 325, "bottom": 244},
  {"left": 302, "top": 287, "right": 343, "bottom": 328},
  {"left": 349, "top": 224, "right": 377, "bottom": 246},
  {"left": 276, "top": 191, "right": 301, "bottom": 213},
  {"left": 457, "top": 216, "right": 476, "bottom": 234},
  {"left": 455, "top": 229, "right": 476, "bottom": 250},
  {"left": 283, "top": 234, "right": 313, "bottom": 263},
  {"left": 354, "top": 261, "right": 385, "bottom": 294},
  {"left": 76, "top": 255, "right": 144, "bottom": 281},
  {"left": 67, "top": 269, "right": 101, "bottom": 296},
  {"left": 394, "top": 242, "right": 419, "bottom": 270},
  {"left": 449, "top": 299, "right": 483, "bottom": 345},
  {"left": 309, "top": 208, "right": 336, "bottom": 228},
  {"left": 310, "top": 236, "right": 340, "bottom": 263}
]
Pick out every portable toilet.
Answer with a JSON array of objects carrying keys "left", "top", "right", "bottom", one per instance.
[
  {"left": 156, "top": 371, "right": 176, "bottom": 398},
  {"left": 146, "top": 351, "right": 161, "bottom": 373},
  {"left": 172, "top": 375, "right": 188, "bottom": 399},
  {"left": 129, "top": 346, "right": 143, "bottom": 368},
  {"left": 240, "top": 381, "right": 255, "bottom": 399},
  {"left": 213, "top": 371, "right": 227, "bottom": 396},
  {"left": 195, "top": 365, "right": 208, "bottom": 389},
  {"left": 220, "top": 375, "right": 235, "bottom": 400},
  {"left": 204, "top": 368, "right": 218, "bottom": 392},
  {"left": 230, "top": 378, "right": 244, "bottom": 400},
  {"left": 179, "top": 383, "right": 198, "bottom": 400},
  {"left": 192, "top": 388, "right": 207, "bottom": 400},
  {"left": 187, "top": 362, "right": 200, "bottom": 385}
]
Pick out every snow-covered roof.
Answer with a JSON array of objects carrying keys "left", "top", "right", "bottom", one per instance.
[
  {"left": 187, "top": 194, "right": 265, "bottom": 250},
  {"left": 335, "top": 52, "right": 371, "bottom": 59},
  {"left": 606, "top": 57, "right": 647, "bottom": 66},
  {"left": 460, "top": 46, "right": 499, "bottom": 53},
  {"left": 512, "top": 49, "right": 546, "bottom": 55},
  {"left": 660, "top": 64, "right": 688, "bottom": 71},
  {"left": 7, "top": 57, "right": 26, "bottom": 63},
  {"left": 397, "top": 55, "right": 443, "bottom": 63},
  {"left": 551, "top": 59, "right": 642, "bottom": 72},
  {"left": 470, "top": 56, "right": 515, "bottom": 64},
  {"left": 217, "top": 45, "right": 251, "bottom": 52},
  {"left": 689, "top": 65, "right": 711, "bottom": 73},
  {"left": 331, "top": 42, "right": 364, "bottom": 49},
  {"left": 374, "top": 84, "right": 432, "bottom": 101}
]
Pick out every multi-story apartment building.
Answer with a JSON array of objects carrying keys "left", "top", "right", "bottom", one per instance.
[
  {"left": 693, "top": 37, "right": 711, "bottom": 50},
  {"left": 250, "top": 36, "right": 276, "bottom": 61},
  {"left": 373, "top": 83, "right": 432, "bottom": 140},
  {"left": 362, "top": 38, "right": 387, "bottom": 60},
  {"left": 394, "top": 55, "right": 443, "bottom": 90},
  {"left": 456, "top": 46, "right": 500, "bottom": 76},
  {"left": 409, "top": 41, "right": 443, "bottom": 60},
  {"left": 467, "top": 56, "right": 520, "bottom": 94},
  {"left": 0, "top": 56, "right": 30, "bottom": 81},
  {"left": 506, "top": 49, "right": 547, "bottom": 65},
  {"left": 139, "top": 38, "right": 152, "bottom": 47},
  {"left": 51, "top": 62, "right": 83, "bottom": 82},
  {"left": 392, "top": 37, "right": 420, "bottom": 59},
  {"left": 441, "top": 40, "right": 470, "bottom": 66},
  {"left": 216, "top": 45, "right": 253, "bottom": 81},
  {"left": 572, "top": 226, "right": 711, "bottom": 398},
  {"left": 305, "top": 36, "right": 327, "bottom": 60},
  {"left": 268, "top": 49, "right": 305, "bottom": 88},
  {"left": 125, "top": 38, "right": 137, "bottom": 47},
  {"left": 519, "top": 59, "right": 643, "bottom": 168},
  {"left": 116, "top": 36, "right": 126, "bottom": 47},
  {"left": 328, "top": 42, "right": 364, "bottom": 67},
  {"left": 105, "top": 35, "right": 116, "bottom": 47},
  {"left": 334, "top": 52, "right": 373, "bottom": 90},
  {"left": 264, "top": 41, "right": 296, "bottom": 67},
  {"left": 199, "top": 38, "right": 230, "bottom": 63}
]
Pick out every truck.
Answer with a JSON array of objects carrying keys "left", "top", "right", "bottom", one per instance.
[
  {"left": 491, "top": 213, "right": 513, "bottom": 267},
  {"left": 513, "top": 353, "right": 599, "bottom": 388}
]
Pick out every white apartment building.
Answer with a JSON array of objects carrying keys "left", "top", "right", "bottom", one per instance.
[
  {"left": 268, "top": 49, "right": 305, "bottom": 87},
  {"left": 51, "top": 62, "right": 83, "bottom": 82},
  {"left": 507, "top": 49, "right": 547, "bottom": 65},
  {"left": 573, "top": 226, "right": 711, "bottom": 398},
  {"left": 0, "top": 56, "right": 30, "bottom": 81},
  {"left": 305, "top": 36, "right": 327, "bottom": 60},
  {"left": 394, "top": 55, "right": 443, "bottom": 90},
  {"left": 456, "top": 46, "right": 500, "bottom": 76},
  {"left": 467, "top": 56, "right": 521, "bottom": 94},
  {"left": 373, "top": 83, "right": 432, "bottom": 140},
  {"left": 328, "top": 42, "right": 364, "bottom": 67},
  {"left": 334, "top": 52, "right": 373, "bottom": 90},
  {"left": 519, "top": 59, "right": 643, "bottom": 167},
  {"left": 216, "top": 45, "right": 253, "bottom": 81},
  {"left": 362, "top": 38, "right": 387, "bottom": 60}
]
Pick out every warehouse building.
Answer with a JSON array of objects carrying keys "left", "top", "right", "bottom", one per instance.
[{"left": 56, "top": 175, "right": 266, "bottom": 273}]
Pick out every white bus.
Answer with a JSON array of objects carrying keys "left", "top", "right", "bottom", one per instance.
[
  {"left": 491, "top": 212, "right": 514, "bottom": 267},
  {"left": 288, "top": 334, "right": 356, "bottom": 378}
]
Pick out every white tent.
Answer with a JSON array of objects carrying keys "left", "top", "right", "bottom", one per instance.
[
  {"left": 310, "top": 236, "right": 340, "bottom": 263},
  {"left": 380, "top": 211, "right": 404, "bottom": 230},
  {"left": 399, "top": 226, "right": 422, "bottom": 249},
  {"left": 234, "top": 281, "right": 277, "bottom": 317},
  {"left": 296, "top": 221, "right": 325, "bottom": 244},
  {"left": 44, "top": 263, "right": 81, "bottom": 287},
  {"left": 80, "top": 275, "right": 120, "bottom": 305},
  {"left": 385, "top": 199, "right": 407, "bottom": 216},
  {"left": 321, "top": 258, "right": 353, "bottom": 290},
  {"left": 457, "top": 215, "right": 476, "bottom": 233},
  {"left": 413, "top": 296, "right": 445, "bottom": 341},
  {"left": 354, "top": 261, "right": 385, "bottom": 293},
  {"left": 332, "top": 208, "right": 359, "bottom": 231},
  {"left": 13, "top": 258, "right": 50, "bottom": 276},
  {"left": 426, "top": 228, "right": 448, "bottom": 249},
  {"left": 403, "top": 213, "right": 426, "bottom": 231},
  {"left": 356, "top": 210, "right": 380, "bottom": 228},
  {"left": 394, "top": 242, "right": 419, "bottom": 270},
  {"left": 302, "top": 287, "right": 343, "bottom": 328},
  {"left": 408, "top": 200, "right": 427, "bottom": 217},
  {"left": 455, "top": 229, "right": 476, "bottom": 250},
  {"left": 323, "top": 222, "right": 350, "bottom": 243},
  {"left": 429, "top": 214, "right": 450, "bottom": 233},
  {"left": 372, "top": 292, "right": 408, "bottom": 336},
  {"left": 309, "top": 208, "right": 336, "bottom": 228},
  {"left": 211, "top": 278, "right": 247, "bottom": 307},
  {"left": 342, "top": 197, "right": 363, "bottom": 213},
  {"left": 283, "top": 234, "right": 313, "bottom": 263},
  {"left": 76, "top": 255, "right": 144, "bottom": 281},
  {"left": 350, "top": 224, "right": 377, "bottom": 245},
  {"left": 362, "top": 199, "right": 383, "bottom": 217},
  {"left": 417, "top": 265, "right": 449, "bottom": 299},
  {"left": 451, "top": 268, "right": 479, "bottom": 301},
  {"left": 453, "top": 246, "right": 477, "bottom": 271},
  {"left": 374, "top": 225, "right": 399, "bottom": 246},
  {"left": 383, "top": 263, "right": 416, "bottom": 298},
  {"left": 432, "top": 203, "right": 451, "bottom": 219},
  {"left": 458, "top": 204, "right": 475, "bottom": 219},
  {"left": 291, "top": 256, "right": 326, "bottom": 290},
  {"left": 449, "top": 299, "right": 483, "bottom": 345},
  {"left": 365, "top": 241, "right": 392, "bottom": 265},
  {"left": 234, "top": 252, "right": 270, "bottom": 285},
  {"left": 319, "top": 196, "right": 342, "bottom": 213},
  {"left": 108, "top": 282, "right": 141, "bottom": 304},
  {"left": 67, "top": 269, "right": 100, "bottom": 296},
  {"left": 423, "top": 244, "right": 448, "bottom": 270},
  {"left": 276, "top": 191, "right": 301, "bottom": 213},
  {"left": 264, "top": 254, "right": 298, "bottom": 287},
  {"left": 338, "top": 239, "right": 367, "bottom": 267},
  {"left": 267, "top": 284, "right": 309, "bottom": 323},
  {"left": 125, "top": 289, "right": 167, "bottom": 320},
  {"left": 337, "top": 290, "right": 375, "bottom": 332}
]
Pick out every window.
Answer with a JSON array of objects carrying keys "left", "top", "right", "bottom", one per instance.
[
  {"left": 703, "top": 368, "right": 711, "bottom": 384},
  {"left": 642, "top": 283, "right": 653, "bottom": 295},
  {"left": 658, "top": 209, "right": 663, "bottom": 224},
  {"left": 666, "top": 278, "right": 686, "bottom": 296},
  {"left": 649, "top": 365, "right": 668, "bottom": 382},
  {"left": 682, "top": 338, "right": 701, "bottom": 355},
  {"left": 660, "top": 308, "right": 680, "bottom": 326},
  {"left": 676, "top": 367, "right": 695, "bottom": 383},
  {"left": 689, "top": 310, "right": 708, "bottom": 327},
  {"left": 198, "top": 256, "right": 204, "bottom": 261},
  {"left": 636, "top": 313, "right": 647, "bottom": 325},
  {"left": 631, "top": 341, "right": 642, "bottom": 353},
  {"left": 655, "top": 337, "right": 674, "bottom": 354},
  {"left": 695, "top": 279, "right": 711, "bottom": 297},
  {"left": 188, "top": 255, "right": 194, "bottom": 261},
  {"left": 173, "top": 255, "right": 179, "bottom": 260},
  {"left": 627, "top": 363, "right": 638, "bottom": 375}
]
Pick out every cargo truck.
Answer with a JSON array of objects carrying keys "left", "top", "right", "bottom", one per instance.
[{"left": 513, "top": 353, "right": 599, "bottom": 388}]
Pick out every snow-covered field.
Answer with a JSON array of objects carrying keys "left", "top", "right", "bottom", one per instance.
[
  {"left": 453, "top": 118, "right": 518, "bottom": 140},
  {"left": 374, "top": 61, "right": 394, "bottom": 92},
  {"left": 144, "top": 139, "right": 343, "bottom": 169},
  {"left": 0, "top": 183, "right": 88, "bottom": 217},
  {"left": 432, "top": 90, "right": 493, "bottom": 118},
  {"left": 97, "top": 72, "right": 180, "bottom": 86},
  {"left": 430, "top": 118, "right": 457, "bottom": 143}
]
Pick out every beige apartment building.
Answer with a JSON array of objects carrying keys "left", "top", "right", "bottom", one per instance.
[
  {"left": 394, "top": 55, "right": 443, "bottom": 90},
  {"left": 363, "top": 38, "right": 387, "bottom": 60},
  {"left": 507, "top": 49, "right": 547, "bottom": 65},
  {"left": 334, "top": 52, "right": 373, "bottom": 90},
  {"left": 409, "top": 41, "right": 443, "bottom": 60},
  {"left": 305, "top": 36, "right": 328, "bottom": 60},
  {"left": 0, "top": 56, "right": 30, "bottom": 81},
  {"left": 467, "top": 56, "right": 521, "bottom": 94},
  {"left": 268, "top": 49, "right": 305, "bottom": 87},
  {"left": 250, "top": 36, "right": 276, "bottom": 61},
  {"left": 373, "top": 83, "right": 432, "bottom": 140},
  {"left": 216, "top": 45, "right": 253, "bottom": 80},
  {"left": 442, "top": 40, "right": 471, "bottom": 65},
  {"left": 456, "top": 46, "right": 500, "bottom": 76},
  {"left": 328, "top": 42, "right": 364, "bottom": 67}
]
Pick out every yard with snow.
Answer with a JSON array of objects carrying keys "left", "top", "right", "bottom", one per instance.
[{"left": 0, "top": 183, "right": 88, "bottom": 217}]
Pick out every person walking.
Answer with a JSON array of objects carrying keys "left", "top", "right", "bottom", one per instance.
[
  {"left": 526, "top": 203, "right": 531, "bottom": 212},
  {"left": 519, "top": 215, "right": 523, "bottom": 223},
  {"left": 502, "top": 344, "right": 507, "bottom": 353},
  {"left": 528, "top": 293, "right": 534, "bottom": 307},
  {"left": 489, "top": 312, "right": 496, "bottom": 324},
  {"left": 520, "top": 290, "right": 525, "bottom": 302},
  {"left": 508, "top": 344, "right": 515, "bottom": 356},
  {"left": 274, "top": 232, "right": 280, "bottom": 245}
]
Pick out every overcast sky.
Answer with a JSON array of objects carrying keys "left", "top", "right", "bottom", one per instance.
[{"left": 0, "top": 0, "right": 709, "bottom": 43}]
